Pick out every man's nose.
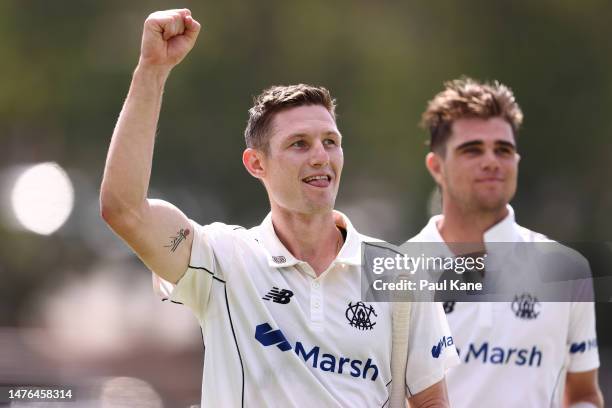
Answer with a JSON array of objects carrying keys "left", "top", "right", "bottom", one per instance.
[
  {"left": 481, "top": 149, "right": 500, "bottom": 172},
  {"left": 310, "top": 140, "right": 330, "bottom": 167}
]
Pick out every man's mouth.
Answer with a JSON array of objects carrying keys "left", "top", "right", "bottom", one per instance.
[
  {"left": 302, "top": 175, "right": 332, "bottom": 187},
  {"left": 476, "top": 177, "right": 504, "bottom": 183}
]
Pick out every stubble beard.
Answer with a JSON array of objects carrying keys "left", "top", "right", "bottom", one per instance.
[{"left": 446, "top": 184, "right": 511, "bottom": 217}]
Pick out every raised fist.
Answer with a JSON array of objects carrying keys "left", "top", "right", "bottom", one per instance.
[{"left": 139, "top": 9, "right": 201, "bottom": 69}]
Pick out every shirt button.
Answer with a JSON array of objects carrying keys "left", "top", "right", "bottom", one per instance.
[
  {"left": 314, "top": 301, "right": 320, "bottom": 308},
  {"left": 313, "top": 281, "right": 320, "bottom": 289}
]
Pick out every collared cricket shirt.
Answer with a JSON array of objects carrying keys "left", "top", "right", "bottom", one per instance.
[
  {"left": 409, "top": 205, "right": 600, "bottom": 408},
  {"left": 156, "top": 211, "right": 458, "bottom": 407}
]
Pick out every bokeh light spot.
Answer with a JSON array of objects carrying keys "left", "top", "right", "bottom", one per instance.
[{"left": 11, "top": 162, "right": 74, "bottom": 235}]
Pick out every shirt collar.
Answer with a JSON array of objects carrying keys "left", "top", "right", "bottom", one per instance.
[
  {"left": 417, "top": 204, "right": 520, "bottom": 243},
  {"left": 416, "top": 214, "right": 445, "bottom": 243},
  {"left": 334, "top": 210, "right": 363, "bottom": 266},
  {"left": 483, "top": 205, "right": 521, "bottom": 242},
  {"left": 258, "top": 210, "right": 363, "bottom": 268}
]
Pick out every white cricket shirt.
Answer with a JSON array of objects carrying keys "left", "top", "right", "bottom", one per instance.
[
  {"left": 409, "top": 205, "right": 600, "bottom": 407},
  {"left": 156, "top": 211, "right": 458, "bottom": 407}
]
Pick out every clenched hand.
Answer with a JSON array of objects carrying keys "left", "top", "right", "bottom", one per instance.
[{"left": 139, "top": 9, "right": 201, "bottom": 69}]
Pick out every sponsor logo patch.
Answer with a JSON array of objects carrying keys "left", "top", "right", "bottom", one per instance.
[
  {"left": 255, "top": 322, "right": 292, "bottom": 351},
  {"left": 255, "top": 323, "right": 379, "bottom": 380},
  {"left": 570, "top": 338, "right": 598, "bottom": 354},
  {"left": 458, "top": 342, "right": 542, "bottom": 367},
  {"left": 431, "top": 336, "right": 454, "bottom": 358}
]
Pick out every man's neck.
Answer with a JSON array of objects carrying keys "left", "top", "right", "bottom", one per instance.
[
  {"left": 271, "top": 206, "right": 343, "bottom": 276},
  {"left": 437, "top": 203, "right": 509, "bottom": 244}
]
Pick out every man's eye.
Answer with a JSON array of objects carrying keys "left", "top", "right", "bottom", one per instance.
[
  {"left": 291, "top": 140, "right": 306, "bottom": 148},
  {"left": 323, "top": 139, "right": 336, "bottom": 146},
  {"left": 463, "top": 147, "right": 481, "bottom": 154},
  {"left": 496, "top": 147, "right": 514, "bottom": 156}
]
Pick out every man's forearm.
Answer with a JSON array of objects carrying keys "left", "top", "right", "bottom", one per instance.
[
  {"left": 565, "top": 370, "right": 604, "bottom": 408},
  {"left": 567, "top": 394, "right": 604, "bottom": 408},
  {"left": 100, "top": 65, "right": 171, "bottom": 219},
  {"left": 408, "top": 380, "right": 450, "bottom": 408}
]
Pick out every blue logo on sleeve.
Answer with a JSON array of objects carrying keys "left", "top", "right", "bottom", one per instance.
[
  {"left": 569, "top": 338, "right": 597, "bottom": 354},
  {"left": 431, "top": 336, "right": 454, "bottom": 358}
]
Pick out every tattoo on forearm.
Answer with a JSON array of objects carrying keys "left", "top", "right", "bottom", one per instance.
[{"left": 165, "top": 228, "right": 190, "bottom": 252}]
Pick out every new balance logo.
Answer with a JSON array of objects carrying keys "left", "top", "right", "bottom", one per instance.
[
  {"left": 263, "top": 287, "right": 294, "bottom": 304},
  {"left": 443, "top": 301, "right": 456, "bottom": 314},
  {"left": 255, "top": 323, "right": 292, "bottom": 351}
]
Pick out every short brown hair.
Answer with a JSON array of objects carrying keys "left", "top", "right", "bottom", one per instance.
[
  {"left": 420, "top": 77, "right": 523, "bottom": 154},
  {"left": 245, "top": 84, "right": 336, "bottom": 152}
]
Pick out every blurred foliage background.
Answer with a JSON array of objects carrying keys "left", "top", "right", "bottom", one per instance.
[{"left": 1, "top": 0, "right": 611, "bottom": 405}]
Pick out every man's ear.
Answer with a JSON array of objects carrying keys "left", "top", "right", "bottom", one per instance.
[
  {"left": 243, "top": 148, "right": 266, "bottom": 179},
  {"left": 425, "top": 152, "right": 444, "bottom": 186}
]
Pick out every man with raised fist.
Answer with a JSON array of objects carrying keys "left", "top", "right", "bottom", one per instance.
[{"left": 100, "top": 9, "right": 458, "bottom": 407}]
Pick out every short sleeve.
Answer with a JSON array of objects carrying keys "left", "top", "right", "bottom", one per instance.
[
  {"left": 405, "top": 302, "right": 460, "bottom": 395},
  {"left": 152, "top": 220, "right": 235, "bottom": 323},
  {"left": 567, "top": 302, "right": 600, "bottom": 372}
]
